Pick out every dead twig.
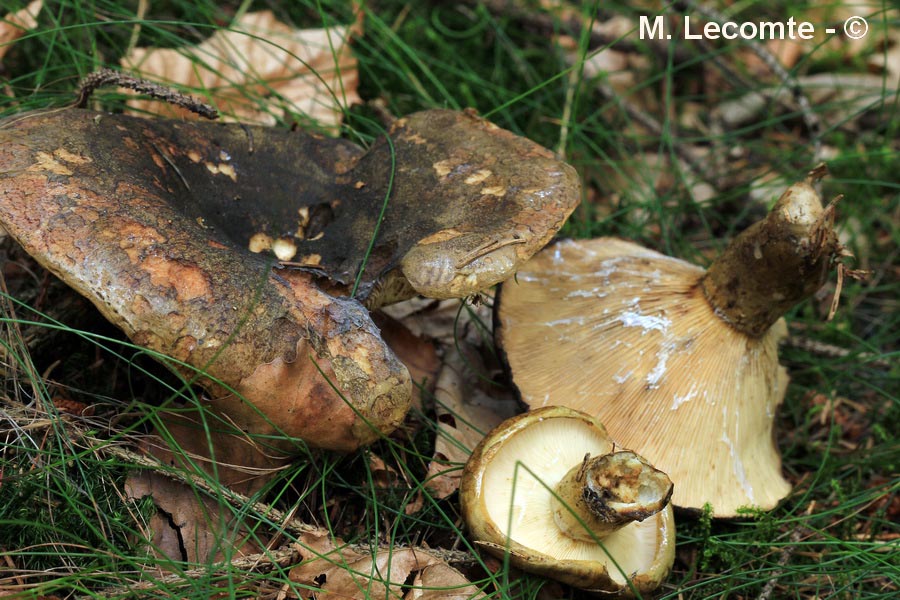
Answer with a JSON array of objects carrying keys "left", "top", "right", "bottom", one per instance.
[
  {"left": 84, "top": 545, "right": 299, "bottom": 598},
  {"left": 786, "top": 330, "right": 893, "bottom": 370},
  {"left": 755, "top": 527, "right": 805, "bottom": 600},
  {"left": 675, "top": 0, "right": 824, "bottom": 164},
  {"left": 75, "top": 68, "right": 218, "bottom": 120},
  {"left": 594, "top": 81, "right": 718, "bottom": 189},
  {"left": 96, "top": 442, "right": 477, "bottom": 565}
]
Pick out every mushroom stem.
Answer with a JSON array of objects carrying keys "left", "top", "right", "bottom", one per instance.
[
  {"left": 702, "top": 165, "right": 840, "bottom": 338},
  {"left": 551, "top": 451, "right": 674, "bottom": 542}
]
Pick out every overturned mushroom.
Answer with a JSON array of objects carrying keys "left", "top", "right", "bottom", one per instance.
[
  {"left": 496, "top": 167, "right": 846, "bottom": 516},
  {"left": 460, "top": 406, "right": 675, "bottom": 596}
]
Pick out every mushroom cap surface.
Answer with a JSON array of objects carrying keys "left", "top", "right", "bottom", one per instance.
[
  {"left": 460, "top": 406, "right": 675, "bottom": 595},
  {"left": 383, "top": 110, "right": 581, "bottom": 302},
  {"left": 0, "top": 108, "right": 411, "bottom": 452},
  {"left": 0, "top": 106, "right": 579, "bottom": 451},
  {"left": 0, "top": 108, "right": 579, "bottom": 306},
  {"left": 495, "top": 238, "right": 792, "bottom": 516}
]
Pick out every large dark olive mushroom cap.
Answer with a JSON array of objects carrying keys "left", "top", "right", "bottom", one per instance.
[
  {"left": 0, "top": 107, "right": 579, "bottom": 304},
  {"left": 0, "top": 109, "right": 399, "bottom": 452},
  {"left": 0, "top": 107, "right": 578, "bottom": 452}
]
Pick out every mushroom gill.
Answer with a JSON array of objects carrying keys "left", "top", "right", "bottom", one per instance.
[{"left": 496, "top": 168, "right": 845, "bottom": 517}]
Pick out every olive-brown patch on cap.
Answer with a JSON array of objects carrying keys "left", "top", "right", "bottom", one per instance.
[
  {"left": 4, "top": 108, "right": 578, "bottom": 305},
  {"left": 0, "top": 108, "right": 412, "bottom": 453}
]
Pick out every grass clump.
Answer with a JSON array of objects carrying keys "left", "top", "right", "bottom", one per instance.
[{"left": 1, "top": 0, "right": 898, "bottom": 598}]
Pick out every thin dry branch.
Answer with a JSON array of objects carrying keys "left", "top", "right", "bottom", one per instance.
[
  {"left": 75, "top": 68, "right": 219, "bottom": 119},
  {"left": 786, "top": 329, "right": 893, "bottom": 370},
  {"left": 96, "top": 442, "right": 476, "bottom": 565},
  {"left": 594, "top": 81, "right": 718, "bottom": 188},
  {"left": 84, "top": 545, "right": 299, "bottom": 598}
]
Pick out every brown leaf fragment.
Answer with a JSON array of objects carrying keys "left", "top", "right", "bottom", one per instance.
[
  {"left": 125, "top": 470, "right": 263, "bottom": 564},
  {"left": 369, "top": 453, "right": 400, "bottom": 489},
  {"left": 425, "top": 347, "right": 519, "bottom": 500},
  {"left": 122, "top": 409, "right": 287, "bottom": 563},
  {"left": 406, "top": 563, "right": 486, "bottom": 600},
  {"left": 381, "top": 298, "right": 492, "bottom": 348},
  {"left": 120, "top": 9, "right": 361, "bottom": 128},
  {"left": 290, "top": 534, "right": 444, "bottom": 600},
  {"left": 51, "top": 396, "right": 94, "bottom": 416},
  {"left": 373, "top": 311, "right": 440, "bottom": 412},
  {"left": 403, "top": 491, "right": 426, "bottom": 516},
  {"left": 0, "top": 0, "right": 42, "bottom": 62}
]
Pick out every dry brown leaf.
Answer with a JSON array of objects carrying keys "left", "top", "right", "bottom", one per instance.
[
  {"left": 290, "top": 533, "right": 476, "bottom": 599},
  {"left": 373, "top": 311, "right": 441, "bottom": 413},
  {"left": 406, "top": 563, "right": 486, "bottom": 600},
  {"left": 51, "top": 396, "right": 95, "bottom": 417},
  {"left": 381, "top": 298, "right": 493, "bottom": 347},
  {"left": 125, "top": 470, "right": 264, "bottom": 564},
  {"left": 367, "top": 452, "right": 426, "bottom": 515},
  {"left": 869, "top": 29, "right": 900, "bottom": 82},
  {"left": 122, "top": 410, "right": 289, "bottom": 563},
  {"left": 369, "top": 453, "right": 400, "bottom": 489},
  {"left": 425, "top": 347, "right": 518, "bottom": 500},
  {"left": 120, "top": 9, "right": 361, "bottom": 127},
  {"left": 0, "top": 0, "right": 42, "bottom": 62}
]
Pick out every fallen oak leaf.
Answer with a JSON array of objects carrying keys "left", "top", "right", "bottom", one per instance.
[
  {"left": 406, "top": 563, "right": 487, "bottom": 600},
  {"left": 290, "top": 533, "right": 482, "bottom": 600},
  {"left": 0, "top": 0, "right": 42, "bottom": 62},
  {"left": 425, "top": 346, "right": 518, "bottom": 500},
  {"left": 120, "top": 9, "right": 361, "bottom": 128}
]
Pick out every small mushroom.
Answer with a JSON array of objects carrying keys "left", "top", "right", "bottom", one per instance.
[
  {"left": 496, "top": 167, "right": 846, "bottom": 516},
  {"left": 460, "top": 406, "right": 675, "bottom": 596}
]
